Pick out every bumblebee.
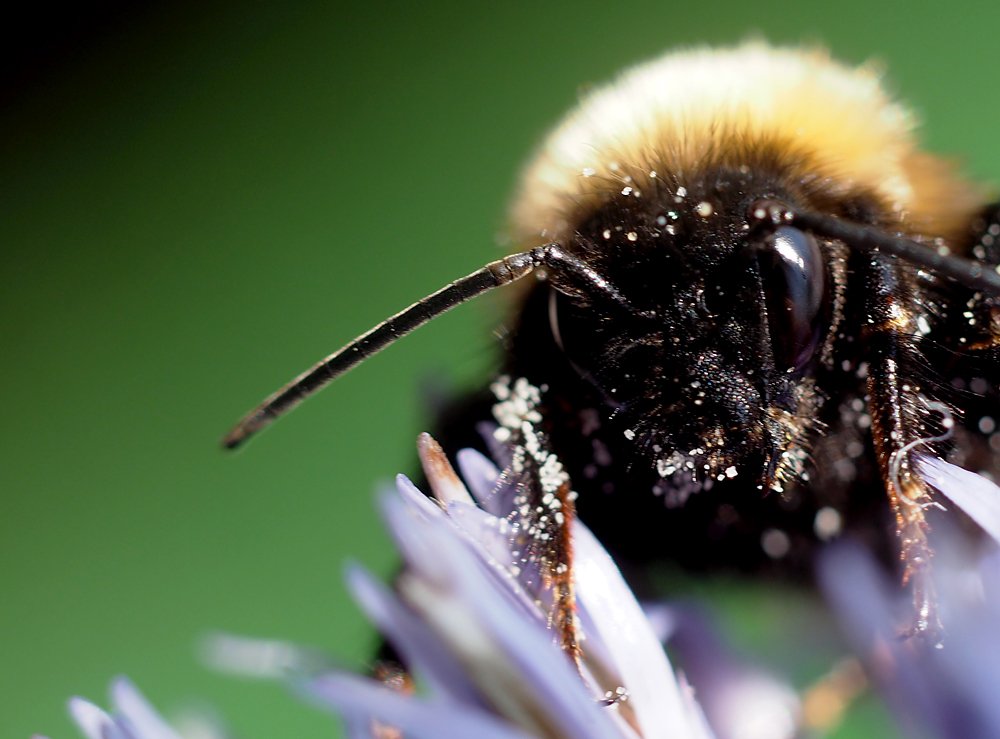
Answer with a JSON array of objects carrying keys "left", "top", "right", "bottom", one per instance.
[{"left": 225, "top": 43, "right": 1000, "bottom": 647}]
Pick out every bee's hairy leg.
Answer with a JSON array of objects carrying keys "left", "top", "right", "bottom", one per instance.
[
  {"left": 862, "top": 253, "right": 946, "bottom": 640},
  {"left": 545, "top": 478, "right": 580, "bottom": 661},
  {"left": 505, "top": 434, "right": 581, "bottom": 666},
  {"left": 492, "top": 376, "right": 582, "bottom": 666}
]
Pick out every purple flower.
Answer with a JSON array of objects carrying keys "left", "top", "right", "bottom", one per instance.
[
  {"left": 61, "top": 443, "right": 1000, "bottom": 739},
  {"left": 59, "top": 676, "right": 224, "bottom": 739},
  {"left": 204, "top": 434, "right": 801, "bottom": 738},
  {"left": 820, "top": 458, "right": 1000, "bottom": 738},
  {"left": 293, "top": 435, "right": 721, "bottom": 738}
]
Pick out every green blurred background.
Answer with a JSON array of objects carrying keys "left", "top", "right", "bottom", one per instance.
[{"left": 4, "top": 2, "right": 999, "bottom": 736}]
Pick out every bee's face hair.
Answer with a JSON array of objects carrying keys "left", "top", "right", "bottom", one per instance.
[
  {"left": 500, "top": 42, "right": 992, "bottom": 493},
  {"left": 538, "top": 164, "right": 836, "bottom": 492}
]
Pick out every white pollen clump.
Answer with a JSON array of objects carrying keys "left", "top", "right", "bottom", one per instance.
[
  {"left": 724, "top": 465, "right": 738, "bottom": 478},
  {"left": 602, "top": 229, "right": 612, "bottom": 239},
  {"left": 626, "top": 231, "right": 638, "bottom": 242},
  {"left": 490, "top": 376, "right": 573, "bottom": 502},
  {"left": 623, "top": 428, "right": 635, "bottom": 440},
  {"left": 916, "top": 315, "right": 931, "bottom": 336},
  {"left": 490, "top": 378, "right": 511, "bottom": 401},
  {"left": 695, "top": 201, "right": 714, "bottom": 217}
]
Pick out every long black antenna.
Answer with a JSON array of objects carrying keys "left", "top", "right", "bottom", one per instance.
[
  {"left": 750, "top": 199, "right": 1000, "bottom": 295},
  {"left": 222, "top": 243, "right": 642, "bottom": 449},
  {"left": 222, "top": 250, "right": 537, "bottom": 449}
]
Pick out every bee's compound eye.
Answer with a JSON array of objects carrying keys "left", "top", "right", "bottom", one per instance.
[{"left": 757, "top": 226, "right": 828, "bottom": 373}]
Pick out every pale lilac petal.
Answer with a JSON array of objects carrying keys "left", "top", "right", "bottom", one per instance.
[
  {"left": 924, "top": 545, "right": 1000, "bottom": 733},
  {"left": 169, "top": 712, "right": 230, "bottom": 739},
  {"left": 920, "top": 457, "right": 1000, "bottom": 545},
  {"left": 640, "top": 602, "right": 677, "bottom": 645},
  {"left": 110, "top": 677, "right": 181, "bottom": 739},
  {"left": 345, "top": 563, "right": 485, "bottom": 707},
  {"left": 394, "top": 474, "right": 443, "bottom": 520},
  {"left": 706, "top": 675, "right": 795, "bottom": 739},
  {"left": 443, "top": 502, "right": 549, "bottom": 620},
  {"left": 977, "top": 546, "right": 1000, "bottom": 612},
  {"left": 455, "top": 448, "right": 507, "bottom": 514},
  {"left": 571, "top": 521, "right": 707, "bottom": 739},
  {"left": 477, "top": 422, "right": 512, "bottom": 470},
  {"left": 380, "top": 490, "right": 454, "bottom": 592},
  {"left": 383, "top": 493, "right": 530, "bottom": 617},
  {"left": 677, "top": 673, "right": 720, "bottom": 739},
  {"left": 390, "top": 459, "right": 707, "bottom": 738},
  {"left": 381, "top": 495, "right": 541, "bottom": 633},
  {"left": 68, "top": 698, "right": 129, "bottom": 739},
  {"left": 666, "top": 606, "right": 798, "bottom": 739},
  {"left": 201, "top": 633, "right": 332, "bottom": 679},
  {"left": 443, "top": 501, "right": 517, "bottom": 570},
  {"left": 343, "top": 713, "right": 374, "bottom": 739},
  {"left": 305, "top": 673, "right": 532, "bottom": 739},
  {"left": 388, "top": 497, "right": 623, "bottom": 739},
  {"left": 818, "top": 543, "right": 950, "bottom": 737}
]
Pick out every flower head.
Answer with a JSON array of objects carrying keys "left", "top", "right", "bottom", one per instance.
[
  {"left": 303, "top": 434, "right": 717, "bottom": 738},
  {"left": 60, "top": 447, "right": 1000, "bottom": 739},
  {"left": 820, "top": 458, "right": 1000, "bottom": 738},
  {"left": 62, "top": 676, "right": 216, "bottom": 739}
]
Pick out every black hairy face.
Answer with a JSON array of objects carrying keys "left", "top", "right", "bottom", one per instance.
[{"left": 536, "top": 161, "right": 872, "bottom": 496}]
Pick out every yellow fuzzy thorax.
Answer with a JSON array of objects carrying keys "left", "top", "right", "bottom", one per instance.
[{"left": 510, "top": 43, "right": 984, "bottom": 245}]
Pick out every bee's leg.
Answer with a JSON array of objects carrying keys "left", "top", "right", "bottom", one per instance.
[
  {"left": 511, "top": 441, "right": 580, "bottom": 664},
  {"left": 546, "top": 478, "right": 580, "bottom": 660},
  {"left": 491, "top": 376, "right": 582, "bottom": 664},
  {"left": 862, "top": 253, "right": 946, "bottom": 639}
]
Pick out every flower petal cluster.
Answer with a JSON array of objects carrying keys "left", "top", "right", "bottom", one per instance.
[
  {"left": 308, "top": 439, "right": 714, "bottom": 738},
  {"left": 820, "top": 458, "right": 1000, "bottom": 738},
  {"left": 63, "top": 677, "right": 185, "bottom": 739},
  {"left": 60, "top": 452, "right": 1000, "bottom": 739}
]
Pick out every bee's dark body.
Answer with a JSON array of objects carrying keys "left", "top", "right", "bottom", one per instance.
[
  {"left": 226, "top": 44, "right": 1000, "bottom": 644},
  {"left": 428, "top": 162, "right": 1000, "bottom": 584}
]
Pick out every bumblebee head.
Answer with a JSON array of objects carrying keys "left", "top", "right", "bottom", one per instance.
[{"left": 509, "top": 42, "right": 985, "bottom": 492}]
